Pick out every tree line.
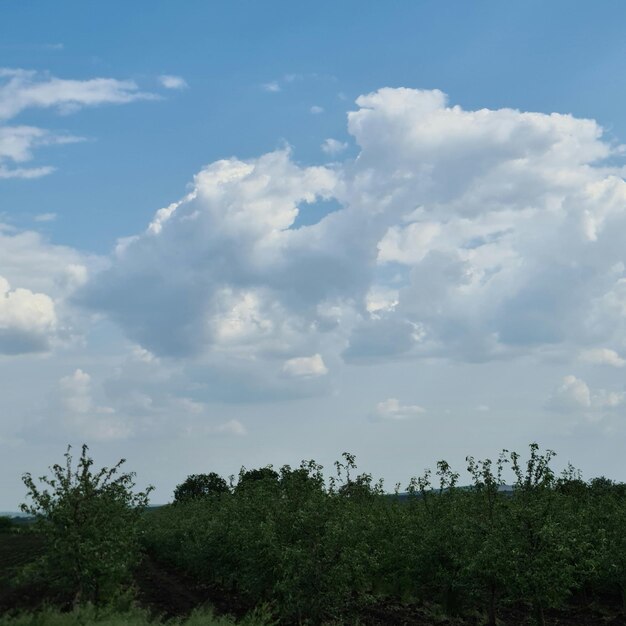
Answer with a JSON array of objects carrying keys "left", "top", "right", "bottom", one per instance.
[{"left": 7, "top": 443, "right": 626, "bottom": 625}]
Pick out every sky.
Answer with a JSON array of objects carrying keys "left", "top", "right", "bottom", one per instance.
[{"left": 2, "top": 1, "right": 626, "bottom": 508}]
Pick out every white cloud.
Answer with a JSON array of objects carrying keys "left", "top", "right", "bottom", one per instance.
[
  {"left": 0, "top": 164, "right": 55, "bottom": 179},
  {"left": 372, "top": 398, "right": 425, "bottom": 421},
  {"left": 158, "top": 75, "right": 188, "bottom": 90},
  {"left": 593, "top": 389, "right": 625, "bottom": 409},
  {"left": 0, "top": 68, "right": 155, "bottom": 120},
  {"left": 0, "top": 69, "right": 155, "bottom": 177},
  {"left": 8, "top": 85, "right": 626, "bottom": 508},
  {"left": 33, "top": 213, "right": 57, "bottom": 223},
  {"left": 59, "top": 369, "right": 129, "bottom": 441},
  {"left": 321, "top": 138, "right": 348, "bottom": 155},
  {"left": 310, "top": 105, "right": 324, "bottom": 114},
  {"left": 78, "top": 148, "right": 339, "bottom": 358},
  {"left": 579, "top": 348, "right": 626, "bottom": 367},
  {"left": 262, "top": 81, "right": 281, "bottom": 93},
  {"left": 59, "top": 369, "right": 95, "bottom": 414},
  {"left": 282, "top": 354, "right": 328, "bottom": 378},
  {"left": 547, "top": 375, "right": 591, "bottom": 411},
  {"left": 0, "top": 275, "right": 56, "bottom": 354},
  {"left": 0, "top": 126, "right": 81, "bottom": 161},
  {"left": 131, "top": 345, "right": 158, "bottom": 364},
  {"left": 547, "top": 375, "right": 624, "bottom": 419},
  {"left": 0, "top": 225, "right": 95, "bottom": 296},
  {"left": 0, "top": 125, "right": 83, "bottom": 178},
  {"left": 74, "top": 87, "right": 626, "bottom": 400}
]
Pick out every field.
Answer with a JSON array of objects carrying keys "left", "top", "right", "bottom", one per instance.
[
  {"left": 2, "top": 527, "right": 626, "bottom": 625},
  {"left": 5, "top": 446, "right": 626, "bottom": 625}
]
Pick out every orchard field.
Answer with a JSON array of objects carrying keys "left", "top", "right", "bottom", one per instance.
[{"left": 2, "top": 444, "right": 626, "bottom": 625}]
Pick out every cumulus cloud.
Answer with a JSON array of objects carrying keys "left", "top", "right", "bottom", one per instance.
[
  {"left": 0, "top": 224, "right": 100, "bottom": 358},
  {"left": 73, "top": 87, "right": 626, "bottom": 402},
  {"left": 158, "top": 75, "right": 188, "bottom": 90},
  {"left": 547, "top": 375, "right": 591, "bottom": 411},
  {"left": 77, "top": 148, "right": 339, "bottom": 358},
  {"left": 310, "top": 105, "right": 324, "bottom": 114},
  {"left": 546, "top": 375, "right": 624, "bottom": 419},
  {"left": 0, "top": 224, "right": 94, "bottom": 296},
  {"left": 579, "top": 348, "right": 626, "bottom": 367},
  {"left": 0, "top": 276, "right": 56, "bottom": 354},
  {"left": 282, "top": 354, "right": 328, "bottom": 378},
  {"left": 371, "top": 398, "right": 425, "bottom": 421}
]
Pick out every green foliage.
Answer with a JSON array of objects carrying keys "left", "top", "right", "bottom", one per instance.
[
  {"left": 20, "top": 444, "right": 153, "bottom": 605},
  {"left": 11, "top": 442, "right": 626, "bottom": 624},
  {"left": 235, "top": 467, "right": 279, "bottom": 492},
  {"left": 0, "top": 516, "right": 14, "bottom": 533},
  {"left": 173, "top": 472, "right": 229, "bottom": 505},
  {"left": 0, "top": 605, "right": 271, "bottom": 625},
  {"left": 140, "top": 444, "right": 626, "bottom": 624}
]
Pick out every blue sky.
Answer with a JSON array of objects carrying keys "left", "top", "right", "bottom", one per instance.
[
  {"left": 4, "top": 1, "right": 626, "bottom": 251},
  {"left": 2, "top": 1, "right": 626, "bottom": 508}
]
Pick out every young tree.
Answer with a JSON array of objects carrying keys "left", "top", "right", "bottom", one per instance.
[
  {"left": 21, "top": 444, "right": 152, "bottom": 605},
  {"left": 508, "top": 444, "right": 575, "bottom": 626},
  {"left": 464, "top": 452, "right": 513, "bottom": 626}
]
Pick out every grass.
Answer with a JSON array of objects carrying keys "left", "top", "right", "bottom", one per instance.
[{"left": 0, "top": 605, "right": 274, "bottom": 626}]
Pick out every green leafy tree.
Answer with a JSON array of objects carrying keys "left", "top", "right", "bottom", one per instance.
[
  {"left": 173, "top": 472, "right": 229, "bottom": 504},
  {"left": 21, "top": 444, "right": 152, "bottom": 605},
  {"left": 237, "top": 466, "right": 279, "bottom": 486},
  {"left": 508, "top": 444, "right": 575, "bottom": 626},
  {"left": 585, "top": 477, "right": 626, "bottom": 613},
  {"left": 463, "top": 452, "right": 513, "bottom": 626}
]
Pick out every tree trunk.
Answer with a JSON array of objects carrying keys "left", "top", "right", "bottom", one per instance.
[{"left": 534, "top": 601, "right": 546, "bottom": 626}]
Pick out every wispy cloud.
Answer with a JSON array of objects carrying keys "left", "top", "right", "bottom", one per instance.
[
  {"left": 0, "top": 165, "right": 55, "bottom": 179},
  {"left": 0, "top": 68, "right": 157, "bottom": 179},
  {"left": 321, "top": 138, "right": 348, "bottom": 155},
  {"left": 371, "top": 398, "right": 425, "bottom": 421},
  {"left": 0, "top": 68, "right": 157, "bottom": 120},
  {"left": 262, "top": 81, "right": 281, "bottom": 93},
  {"left": 34, "top": 213, "right": 57, "bottom": 223},
  {"left": 158, "top": 75, "right": 188, "bottom": 90}
]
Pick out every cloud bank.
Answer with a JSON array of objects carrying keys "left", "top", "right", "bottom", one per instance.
[
  {"left": 5, "top": 86, "right": 626, "bottom": 446},
  {"left": 78, "top": 88, "right": 626, "bottom": 382}
]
